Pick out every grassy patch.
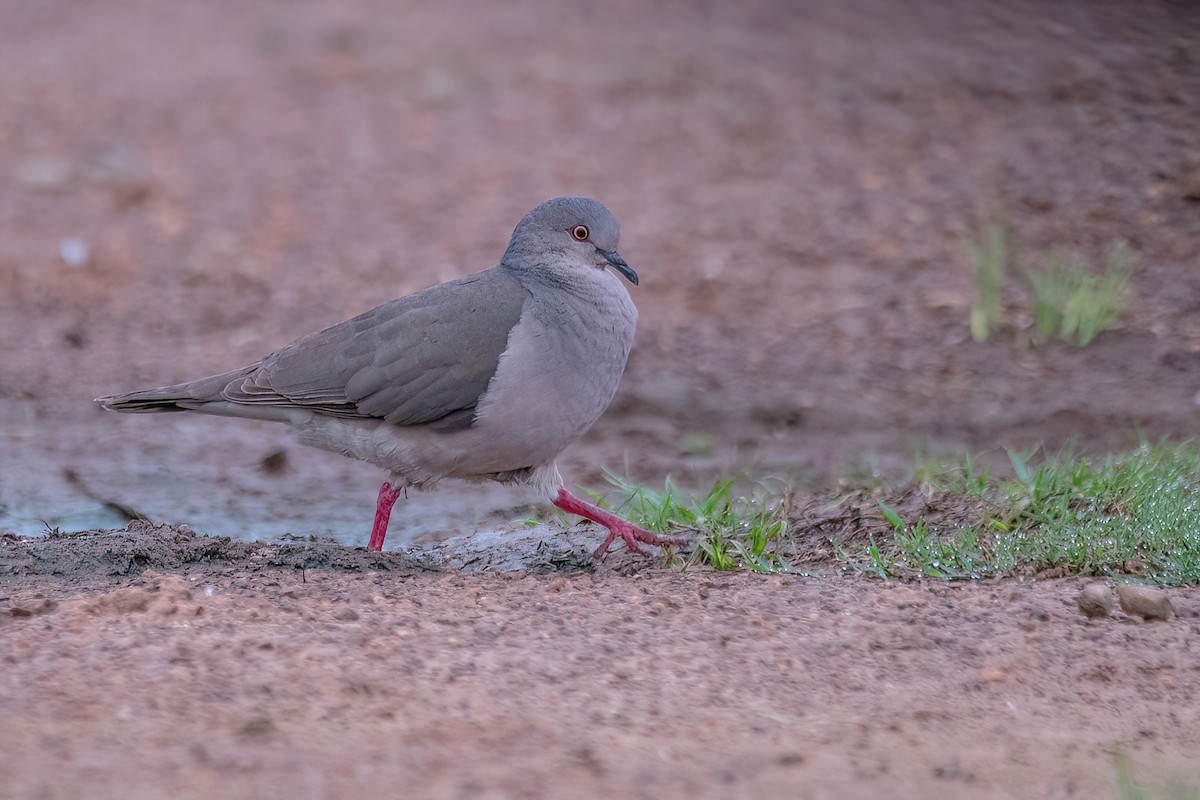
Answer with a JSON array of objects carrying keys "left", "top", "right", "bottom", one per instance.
[
  {"left": 1114, "top": 751, "right": 1200, "bottom": 800},
  {"left": 968, "top": 222, "right": 1008, "bottom": 342},
  {"left": 841, "top": 442, "right": 1200, "bottom": 584},
  {"left": 600, "top": 442, "right": 1200, "bottom": 584},
  {"left": 1025, "top": 241, "right": 1135, "bottom": 345},
  {"left": 600, "top": 473, "right": 791, "bottom": 572},
  {"left": 965, "top": 222, "right": 1135, "bottom": 345}
]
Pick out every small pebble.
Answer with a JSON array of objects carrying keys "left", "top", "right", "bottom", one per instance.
[
  {"left": 1117, "top": 585, "right": 1173, "bottom": 622},
  {"left": 59, "top": 237, "right": 89, "bottom": 268},
  {"left": 1077, "top": 583, "right": 1113, "bottom": 619}
]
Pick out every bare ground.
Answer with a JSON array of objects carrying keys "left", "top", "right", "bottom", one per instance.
[
  {"left": 3, "top": 528, "right": 1200, "bottom": 799},
  {"left": 3, "top": 0, "right": 1200, "bottom": 796}
]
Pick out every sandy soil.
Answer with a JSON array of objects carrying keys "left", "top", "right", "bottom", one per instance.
[
  {"left": 3, "top": 0, "right": 1200, "bottom": 796},
  {"left": 3, "top": 528, "right": 1200, "bottom": 799}
]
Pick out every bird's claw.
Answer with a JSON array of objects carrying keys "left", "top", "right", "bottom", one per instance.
[
  {"left": 552, "top": 487, "right": 690, "bottom": 562},
  {"left": 591, "top": 521, "right": 689, "bottom": 562}
]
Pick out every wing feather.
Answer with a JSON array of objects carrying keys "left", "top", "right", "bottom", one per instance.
[{"left": 221, "top": 267, "right": 530, "bottom": 429}]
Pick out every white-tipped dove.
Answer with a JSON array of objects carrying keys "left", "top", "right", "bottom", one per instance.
[{"left": 96, "top": 197, "right": 687, "bottom": 559}]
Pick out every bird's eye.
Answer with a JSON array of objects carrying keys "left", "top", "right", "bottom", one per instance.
[{"left": 571, "top": 225, "right": 590, "bottom": 241}]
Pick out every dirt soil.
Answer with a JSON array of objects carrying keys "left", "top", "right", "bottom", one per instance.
[
  {"left": 3, "top": 0, "right": 1200, "bottom": 797},
  {"left": 4, "top": 527, "right": 1200, "bottom": 799}
]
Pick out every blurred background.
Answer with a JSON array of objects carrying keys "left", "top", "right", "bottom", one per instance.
[{"left": 2, "top": 0, "right": 1198, "bottom": 543}]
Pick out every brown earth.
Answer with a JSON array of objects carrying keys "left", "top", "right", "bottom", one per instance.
[
  {"left": 3, "top": 0, "right": 1200, "bottom": 797},
  {"left": 3, "top": 527, "right": 1200, "bottom": 800}
]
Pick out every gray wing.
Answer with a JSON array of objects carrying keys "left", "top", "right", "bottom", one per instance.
[{"left": 223, "top": 267, "right": 530, "bottom": 429}]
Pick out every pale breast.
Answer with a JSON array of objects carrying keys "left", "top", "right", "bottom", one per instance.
[{"left": 466, "top": 270, "right": 637, "bottom": 474}]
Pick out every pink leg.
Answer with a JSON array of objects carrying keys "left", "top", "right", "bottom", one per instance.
[
  {"left": 368, "top": 482, "right": 403, "bottom": 551},
  {"left": 552, "top": 487, "right": 690, "bottom": 561}
]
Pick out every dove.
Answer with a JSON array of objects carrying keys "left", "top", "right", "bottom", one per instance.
[{"left": 97, "top": 197, "right": 687, "bottom": 559}]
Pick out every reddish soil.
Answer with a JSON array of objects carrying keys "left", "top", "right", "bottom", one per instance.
[
  {"left": 4, "top": 529, "right": 1200, "bottom": 799},
  {"left": 3, "top": 0, "right": 1200, "bottom": 796}
]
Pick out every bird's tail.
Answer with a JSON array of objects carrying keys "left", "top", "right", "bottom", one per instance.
[{"left": 95, "top": 366, "right": 257, "bottom": 413}]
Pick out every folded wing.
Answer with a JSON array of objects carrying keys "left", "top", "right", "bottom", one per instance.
[{"left": 100, "top": 268, "right": 530, "bottom": 432}]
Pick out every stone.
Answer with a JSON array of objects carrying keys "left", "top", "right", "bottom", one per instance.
[
  {"left": 1077, "top": 583, "right": 1113, "bottom": 619},
  {"left": 1116, "top": 585, "right": 1173, "bottom": 622}
]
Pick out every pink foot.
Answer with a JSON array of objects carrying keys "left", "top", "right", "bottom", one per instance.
[
  {"left": 368, "top": 482, "right": 403, "bottom": 551},
  {"left": 552, "top": 488, "right": 690, "bottom": 561}
]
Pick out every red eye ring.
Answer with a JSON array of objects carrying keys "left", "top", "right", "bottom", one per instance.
[{"left": 571, "top": 225, "right": 590, "bottom": 241}]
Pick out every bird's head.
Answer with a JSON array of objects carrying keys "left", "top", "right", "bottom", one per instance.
[{"left": 502, "top": 196, "right": 638, "bottom": 286}]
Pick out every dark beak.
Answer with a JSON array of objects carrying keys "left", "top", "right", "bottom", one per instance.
[{"left": 601, "top": 250, "right": 639, "bottom": 285}]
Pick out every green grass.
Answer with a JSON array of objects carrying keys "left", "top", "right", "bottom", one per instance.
[
  {"left": 1114, "top": 751, "right": 1200, "bottom": 800},
  {"left": 846, "top": 442, "right": 1200, "bottom": 584},
  {"left": 1026, "top": 240, "right": 1135, "bottom": 345},
  {"left": 912, "top": 449, "right": 993, "bottom": 497},
  {"left": 599, "top": 473, "right": 791, "bottom": 572},
  {"left": 598, "top": 441, "right": 1200, "bottom": 585},
  {"left": 866, "top": 501, "right": 991, "bottom": 580},
  {"left": 998, "top": 443, "right": 1200, "bottom": 584},
  {"left": 965, "top": 221, "right": 1135, "bottom": 345},
  {"left": 967, "top": 222, "right": 1008, "bottom": 342}
]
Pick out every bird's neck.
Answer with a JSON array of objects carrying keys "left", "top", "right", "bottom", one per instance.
[{"left": 500, "top": 250, "right": 610, "bottom": 298}]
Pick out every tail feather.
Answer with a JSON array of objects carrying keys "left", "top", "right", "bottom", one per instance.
[{"left": 96, "top": 366, "right": 258, "bottom": 413}]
